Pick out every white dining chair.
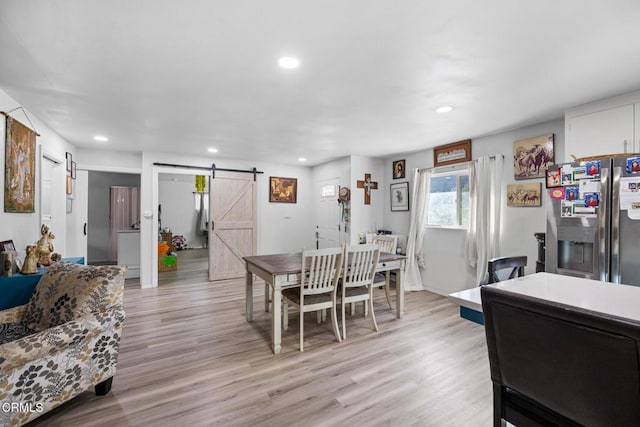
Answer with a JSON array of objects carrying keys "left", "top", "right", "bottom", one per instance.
[
  {"left": 372, "top": 235, "right": 398, "bottom": 309},
  {"left": 282, "top": 247, "right": 343, "bottom": 351},
  {"left": 340, "top": 244, "right": 380, "bottom": 339}
]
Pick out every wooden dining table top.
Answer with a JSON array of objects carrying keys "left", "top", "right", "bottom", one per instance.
[{"left": 244, "top": 251, "right": 406, "bottom": 275}]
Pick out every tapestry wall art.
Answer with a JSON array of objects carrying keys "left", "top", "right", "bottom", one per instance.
[{"left": 4, "top": 116, "right": 36, "bottom": 212}]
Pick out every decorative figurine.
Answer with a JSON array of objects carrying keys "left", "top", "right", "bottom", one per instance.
[
  {"left": 36, "top": 224, "right": 55, "bottom": 267},
  {"left": 21, "top": 245, "right": 38, "bottom": 274}
]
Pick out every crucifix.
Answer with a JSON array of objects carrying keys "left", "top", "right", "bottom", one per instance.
[{"left": 356, "top": 173, "right": 378, "bottom": 205}]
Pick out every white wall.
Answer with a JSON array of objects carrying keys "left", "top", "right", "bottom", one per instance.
[
  {"left": 158, "top": 174, "right": 205, "bottom": 248},
  {"left": 0, "top": 88, "right": 75, "bottom": 257},
  {"left": 77, "top": 148, "right": 142, "bottom": 173},
  {"left": 383, "top": 118, "right": 565, "bottom": 295},
  {"left": 350, "top": 155, "right": 385, "bottom": 244},
  {"left": 87, "top": 171, "right": 140, "bottom": 263}
]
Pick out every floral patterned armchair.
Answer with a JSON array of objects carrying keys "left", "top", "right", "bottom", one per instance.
[{"left": 0, "top": 263, "right": 126, "bottom": 426}]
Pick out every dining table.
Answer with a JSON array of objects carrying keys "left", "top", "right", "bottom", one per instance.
[{"left": 244, "top": 251, "right": 406, "bottom": 354}]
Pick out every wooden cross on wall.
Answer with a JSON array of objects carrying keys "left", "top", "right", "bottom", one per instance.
[{"left": 356, "top": 173, "right": 378, "bottom": 205}]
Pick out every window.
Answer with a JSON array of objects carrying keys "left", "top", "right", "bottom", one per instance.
[{"left": 427, "top": 169, "right": 469, "bottom": 228}]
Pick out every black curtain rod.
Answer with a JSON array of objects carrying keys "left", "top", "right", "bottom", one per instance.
[
  {"left": 153, "top": 162, "right": 265, "bottom": 181},
  {"left": 154, "top": 162, "right": 212, "bottom": 171}
]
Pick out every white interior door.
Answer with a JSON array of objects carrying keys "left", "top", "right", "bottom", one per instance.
[
  {"left": 208, "top": 171, "right": 256, "bottom": 281},
  {"left": 317, "top": 178, "right": 340, "bottom": 249},
  {"left": 67, "top": 170, "right": 88, "bottom": 262}
]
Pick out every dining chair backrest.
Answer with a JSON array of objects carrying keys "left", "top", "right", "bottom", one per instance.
[
  {"left": 343, "top": 244, "right": 380, "bottom": 289},
  {"left": 481, "top": 285, "right": 640, "bottom": 426},
  {"left": 372, "top": 235, "right": 398, "bottom": 254},
  {"left": 302, "top": 247, "right": 344, "bottom": 296},
  {"left": 487, "top": 255, "right": 527, "bottom": 284}
]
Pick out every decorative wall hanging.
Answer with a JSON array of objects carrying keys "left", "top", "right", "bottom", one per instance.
[
  {"left": 393, "top": 159, "right": 406, "bottom": 179},
  {"left": 513, "top": 134, "right": 554, "bottom": 180},
  {"left": 356, "top": 173, "right": 378, "bottom": 205},
  {"left": 390, "top": 182, "right": 409, "bottom": 211},
  {"left": 4, "top": 115, "right": 36, "bottom": 212},
  {"left": 507, "top": 183, "right": 542, "bottom": 207},
  {"left": 434, "top": 139, "right": 472, "bottom": 167},
  {"left": 66, "top": 176, "right": 73, "bottom": 195},
  {"left": 338, "top": 186, "right": 351, "bottom": 232},
  {"left": 195, "top": 175, "right": 206, "bottom": 192},
  {"left": 269, "top": 176, "right": 297, "bottom": 203}
]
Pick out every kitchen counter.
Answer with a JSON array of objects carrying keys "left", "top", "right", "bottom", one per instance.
[{"left": 448, "top": 272, "right": 640, "bottom": 324}]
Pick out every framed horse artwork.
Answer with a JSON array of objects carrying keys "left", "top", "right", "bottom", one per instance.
[{"left": 513, "top": 134, "right": 554, "bottom": 180}]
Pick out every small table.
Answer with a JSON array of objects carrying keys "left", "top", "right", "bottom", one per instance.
[
  {"left": 0, "top": 257, "right": 85, "bottom": 310},
  {"left": 244, "top": 252, "right": 406, "bottom": 354}
]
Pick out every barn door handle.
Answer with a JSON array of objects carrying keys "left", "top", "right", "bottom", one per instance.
[
  {"left": 83, "top": 223, "right": 87, "bottom": 235},
  {"left": 211, "top": 221, "right": 214, "bottom": 231}
]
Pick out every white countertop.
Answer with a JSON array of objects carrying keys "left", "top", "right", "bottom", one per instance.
[
  {"left": 117, "top": 229, "right": 140, "bottom": 233},
  {"left": 448, "top": 272, "right": 640, "bottom": 322}
]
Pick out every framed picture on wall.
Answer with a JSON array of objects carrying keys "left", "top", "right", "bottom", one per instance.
[
  {"left": 390, "top": 182, "right": 409, "bottom": 211},
  {"left": 392, "top": 159, "right": 406, "bottom": 179},
  {"left": 71, "top": 160, "right": 77, "bottom": 179},
  {"left": 434, "top": 139, "right": 472, "bottom": 167},
  {"left": 66, "top": 152, "right": 73, "bottom": 172},
  {"left": 507, "top": 183, "right": 542, "bottom": 207},
  {"left": 269, "top": 176, "right": 297, "bottom": 203},
  {"left": 513, "top": 134, "right": 554, "bottom": 180}
]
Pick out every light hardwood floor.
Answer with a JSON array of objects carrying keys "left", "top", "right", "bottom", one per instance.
[{"left": 32, "top": 249, "right": 492, "bottom": 426}]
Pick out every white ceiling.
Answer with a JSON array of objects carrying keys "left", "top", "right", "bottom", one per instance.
[{"left": 2, "top": 1, "right": 640, "bottom": 166}]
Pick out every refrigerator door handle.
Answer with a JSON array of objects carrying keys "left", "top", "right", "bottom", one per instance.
[
  {"left": 599, "top": 166, "right": 610, "bottom": 283},
  {"left": 610, "top": 166, "right": 621, "bottom": 284}
]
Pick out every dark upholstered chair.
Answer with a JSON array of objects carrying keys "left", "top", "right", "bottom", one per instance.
[
  {"left": 481, "top": 286, "right": 640, "bottom": 427},
  {"left": 487, "top": 256, "right": 527, "bottom": 284}
]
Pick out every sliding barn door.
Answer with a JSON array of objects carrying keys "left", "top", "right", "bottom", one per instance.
[{"left": 208, "top": 171, "right": 257, "bottom": 281}]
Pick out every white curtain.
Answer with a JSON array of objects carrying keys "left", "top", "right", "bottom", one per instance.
[
  {"left": 464, "top": 155, "right": 504, "bottom": 286},
  {"left": 404, "top": 168, "right": 431, "bottom": 291}
]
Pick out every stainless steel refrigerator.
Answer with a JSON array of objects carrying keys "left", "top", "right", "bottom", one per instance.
[{"left": 545, "top": 156, "right": 640, "bottom": 286}]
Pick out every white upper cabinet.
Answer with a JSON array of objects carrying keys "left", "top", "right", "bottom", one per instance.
[
  {"left": 565, "top": 104, "right": 634, "bottom": 161},
  {"left": 564, "top": 90, "right": 640, "bottom": 162}
]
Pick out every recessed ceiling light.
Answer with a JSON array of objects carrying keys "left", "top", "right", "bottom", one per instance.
[
  {"left": 208, "top": 148, "right": 218, "bottom": 153},
  {"left": 436, "top": 106, "right": 454, "bottom": 113},
  {"left": 298, "top": 157, "right": 307, "bottom": 162},
  {"left": 278, "top": 57, "right": 300, "bottom": 69},
  {"left": 93, "top": 135, "right": 108, "bottom": 142}
]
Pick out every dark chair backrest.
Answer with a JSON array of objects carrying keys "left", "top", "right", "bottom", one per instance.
[
  {"left": 481, "top": 286, "right": 640, "bottom": 427},
  {"left": 487, "top": 256, "right": 527, "bottom": 284}
]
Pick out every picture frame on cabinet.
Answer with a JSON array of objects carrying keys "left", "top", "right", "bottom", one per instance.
[{"left": 0, "top": 240, "right": 16, "bottom": 252}]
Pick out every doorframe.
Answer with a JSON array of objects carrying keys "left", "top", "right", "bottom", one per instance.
[
  {"left": 150, "top": 166, "right": 212, "bottom": 288},
  {"left": 77, "top": 163, "right": 142, "bottom": 282}
]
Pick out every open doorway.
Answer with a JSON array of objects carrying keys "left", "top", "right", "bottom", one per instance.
[
  {"left": 157, "top": 173, "right": 209, "bottom": 283},
  {"left": 86, "top": 172, "right": 141, "bottom": 277}
]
